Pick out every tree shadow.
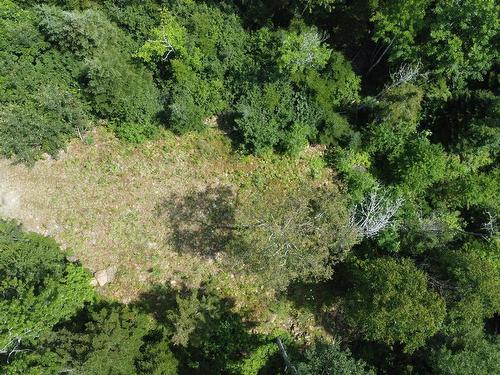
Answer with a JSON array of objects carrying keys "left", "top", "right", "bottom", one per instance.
[
  {"left": 155, "top": 185, "right": 237, "bottom": 257},
  {"left": 285, "top": 261, "right": 359, "bottom": 340},
  {"left": 134, "top": 280, "right": 267, "bottom": 375},
  {"left": 216, "top": 111, "right": 244, "bottom": 152},
  {"left": 133, "top": 283, "right": 180, "bottom": 325}
]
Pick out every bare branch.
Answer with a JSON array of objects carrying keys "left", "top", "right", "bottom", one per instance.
[
  {"left": 482, "top": 211, "right": 499, "bottom": 237},
  {"left": 350, "top": 189, "right": 403, "bottom": 239},
  {"left": 147, "top": 36, "right": 175, "bottom": 61},
  {"left": 389, "top": 62, "right": 424, "bottom": 87},
  {"left": 275, "top": 338, "right": 299, "bottom": 375}
]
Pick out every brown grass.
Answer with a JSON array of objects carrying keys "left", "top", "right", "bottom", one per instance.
[{"left": 0, "top": 126, "right": 337, "bottom": 337}]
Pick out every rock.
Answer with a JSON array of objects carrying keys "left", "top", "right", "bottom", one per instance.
[
  {"left": 94, "top": 265, "right": 118, "bottom": 287},
  {"left": 66, "top": 255, "right": 79, "bottom": 263},
  {"left": 90, "top": 278, "right": 99, "bottom": 287},
  {"left": 94, "top": 270, "right": 108, "bottom": 286},
  {"left": 107, "top": 265, "right": 118, "bottom": 280},
  {"left": 41, "top": 153, "right": 53, "bottom": 161}
]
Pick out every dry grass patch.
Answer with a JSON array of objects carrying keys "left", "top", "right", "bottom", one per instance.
[{"left": 0, "top": 127, "right": 338, "bottom": 336}]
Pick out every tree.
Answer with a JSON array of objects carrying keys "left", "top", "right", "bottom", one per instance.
[
  {"left": 345, "top": 257, "right": 446, "bottom": 353},
  {"left": 0, "top": 220, "right": 94, "bottom": 364},
  {"left": 424, "top": 0, "right": 499, "bottom": 88},
  {"left": 438, "top": 240, "right": 500, "bottom": 345},
  {"left": 5, "top": 303, "right": 179, "bottom": 375},
  {"left": 36, "top": 4, "right": 162, "bottom": 142},
  {"left": 138, "top": 1, "right": 248, "bottom": 133},
  {"left": 296, "top": 341, "right": 375, "bottom": 375},
  {"left": 168, "top": 282, "right": 262, "bottom": 374},
  {"left": 36, "top": 5, "right": 119, "bottom": 56},
  {"left": 235, "top": 81, "right": 320, "bottom": 155},
  {"left": 431, "top": 337, "right": 500, "bottom": 375},
  {"left": 229, "top": 184, "right": 356, "bottom": 290},
  {"left": 0, "top": 1, "right": 89, "bottom": 163},
  {"left": 349, "top": 188, "right": 403, "bottom": 239},
  {"left": 277, "top": 21, "right": 331, "bottom": 75},
  {"left": 370, "top": 0, "right": 499, "bottom": 89},
  {"left": 366, "top": 83, "right": 423, "bottom": 159},
  {"left": 84, "top": 49, "right": 160, "bottom": 137},
  {"left": 166, "top": 183, "right": 355, "bottom": 291},
  {"left": 392, "top": 136, "right": 450, "bottom": 195},
  {"left": 48, "top": 303, "right": 177, "bottom": 375}
]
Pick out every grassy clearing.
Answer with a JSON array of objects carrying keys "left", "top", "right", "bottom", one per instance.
[{"left": 0, "top": 126, "right": 339, "bottom": 338}]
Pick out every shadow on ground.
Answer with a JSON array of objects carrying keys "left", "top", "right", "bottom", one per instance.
[{"left": 155, "top": 185, "right": 238, "bottom": 257}]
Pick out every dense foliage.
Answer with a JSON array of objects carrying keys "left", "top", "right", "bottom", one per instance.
[{"left": 1, "top": 0, "right": 498, "bottom": 373}]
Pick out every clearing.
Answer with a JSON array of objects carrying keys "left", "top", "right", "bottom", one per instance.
[{"left": 0, "top": 127, "right": 337, "bottom": 337}]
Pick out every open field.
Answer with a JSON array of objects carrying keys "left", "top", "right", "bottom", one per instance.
[{"left": 0, "top": 127, "right": 337, "bottom": 337}]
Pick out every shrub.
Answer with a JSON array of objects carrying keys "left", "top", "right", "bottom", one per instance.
[
  {"left": 297, "top": 341, "right": 375, "bottom": 375},
  {"left": 84, "top": 49, "right": 161, "bottom": 128},
  {"left": 228, "top": 184, "right": 355, "bottom": 290},
  {"left": 431, "top": 337, "right": 500, "bottom": 375},
  {"left": 0, "top": 2, "right": 89, "bottom": 163},
  {"left": 36, "top": 5, "right": 118, "bottom": 56},
  {"left": 50, "top": 304, "right": 178, "bottom": 375},
  {"left": 137, "top": 2, "right": 247, "bottom": 133}
]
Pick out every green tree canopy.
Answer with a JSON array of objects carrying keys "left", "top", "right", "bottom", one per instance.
[
  {"left": 0, "top": 219, "right": 94, "bottom": 361},
  {"left": 346, "top": 257, "right": 446, "bottom": 353},
  {"left": 297, "top": 341, "right": 375, "bottom": 375}
]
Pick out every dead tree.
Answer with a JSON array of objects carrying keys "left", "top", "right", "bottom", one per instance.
[
  {"left": 389, "top": 62, "right": 424, "bottom": 87},
  {"left": 350, "top": 189, "right": 403, "bottom": 239},
  {"left": 482, "top": 211, "right": 499, "bottom": 238},
  {"left": 276, "top": 338, "right": 299, "bottom": 375},
  {"left": 147, "top": 36, "right": 175, "bottom": 61}
]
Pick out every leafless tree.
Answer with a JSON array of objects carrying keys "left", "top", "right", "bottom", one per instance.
[
  {"left": 370, "top": 61, "right": 427, "bottom": 100},
  {"left": 291, "top": 29, "right": 329, "bottom": 69},
  {"left": 275, "top": 338, "right": 299, "bottom": 375},
  {"left": 417, "top": 212, "right": 449, "bottom": 236},
  {"left": 147, "top": 36, "right": 175, "bottom": 61},
  {"left": 482, "top": 211, "right": 499, "bottom": 237},
  {"left": 389, "top": 62, "right": 424, "bottom": 87},
  {"left": 367, "top": 36, "right": 396, "bottom": 74},
  {"left": 349, "top": 189, "right": 403, "bottom": 239},
  {"left": 0, "top": 329, "right": 34, "bottom": 362}
]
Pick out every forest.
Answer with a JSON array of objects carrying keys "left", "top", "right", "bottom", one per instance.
[{"left": 0, "top": 0, "right": 498, "bottom": 374}]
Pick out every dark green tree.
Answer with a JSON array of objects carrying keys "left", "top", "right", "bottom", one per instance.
[
  {"left": 297, "top": 341, "right": 375, "bottom": 375},
  {"left": 431, "top": 337, "right": 500, "bottom": 375},
  {"left": 345, "top": 257, "right": 446, "bottom": 353},
  {"left": 49, "top": 304, "right": 178, "bottom": 375},
  {"left": 370, "top": 0, "right": 499, "bottom": 89}
]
